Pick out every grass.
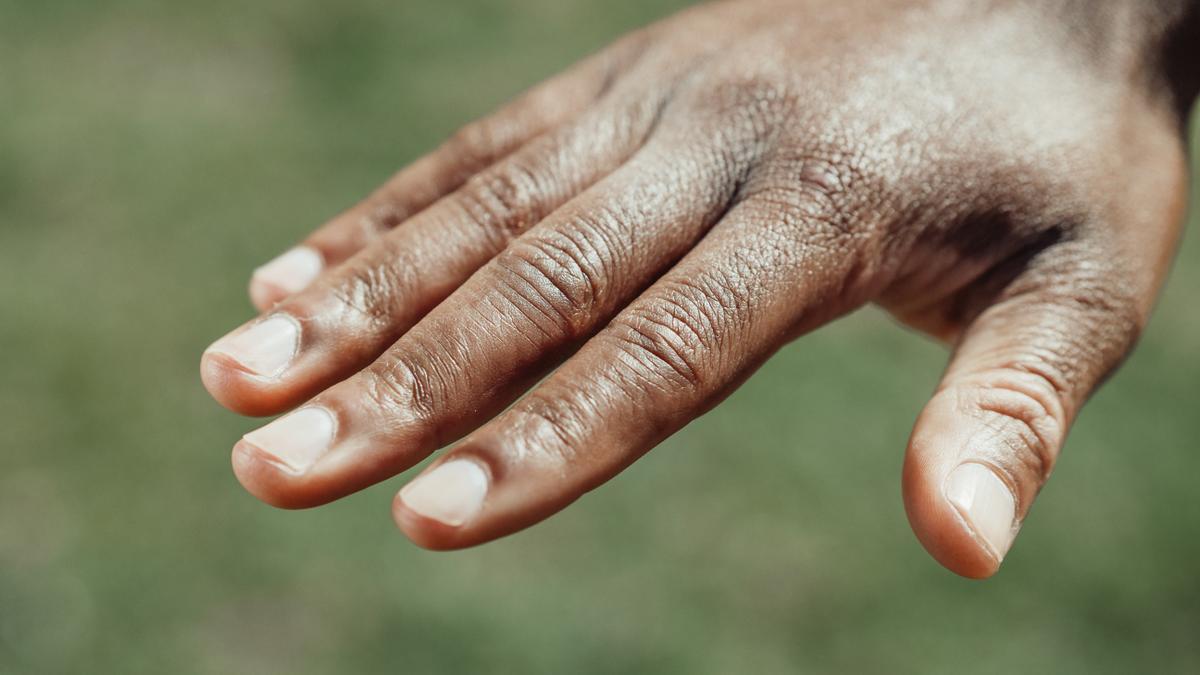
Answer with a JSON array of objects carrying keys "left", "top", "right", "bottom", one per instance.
[{"left": 1, "top": 1, "right": 1197, "bottom": 673}]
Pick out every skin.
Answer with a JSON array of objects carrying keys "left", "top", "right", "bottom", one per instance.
[{"left": 201, "top": 0, "right": 1199, "bottom": 579}]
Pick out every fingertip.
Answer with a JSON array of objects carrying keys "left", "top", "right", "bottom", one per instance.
[
  {"left": 248, "top": 278, "right": 287, "bottom": 312},
  {"left": 393, "top": 458, "right": 492, "bottom": 550},
  {"left": 392, "top": 494, "right": 469, "bottom": 551},
  {"left": 248, "top": 246, "right": 324, "bottom": 310},
  {"left": 903, "top": 454, "right": 1004, "bottom": 579},
  {"left": 200, "top": 313, "right": 309, "bottom": 416},
  {"left": 232, "top": 439, "right": 305, "bottom": 509},
  {"left": 199, "top": 350, "right": 294, "bottom": 417},
  {"left": 199, "top": 349, "right": 255, "bottom": 413},
  {"left": 231, "top": 438, "right": 336, "bottom": 510},
  {"left": 903, "top": 387, "right": 1031, "bottom": 579}
]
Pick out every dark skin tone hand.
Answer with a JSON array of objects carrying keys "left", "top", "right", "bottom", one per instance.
[{"left": 201, "top": 0, "right": 1199, "bottom": 578}]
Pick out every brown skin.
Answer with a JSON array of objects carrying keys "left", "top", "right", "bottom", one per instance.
[{"left": 202, "top": 0, "right": 1198, "bottom": 578}]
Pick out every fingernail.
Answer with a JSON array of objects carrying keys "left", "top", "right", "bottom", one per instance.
[
  {"left": 252, "top": 246, "right": 323, "bottom": 296},
  {"left": 945, "top": 463, "right": 1018, "bottom": 561},
  {"left": 242, "top": 407, "right": 336, "bottom": 474},
  {"left": 206, "top": 315, "right": 299, "bottom": 377},
  {"left": 400, "top": 459, "right": 489, "bottom": 527}
]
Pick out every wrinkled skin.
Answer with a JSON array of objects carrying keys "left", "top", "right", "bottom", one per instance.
[{"left": 202, "top": 0, "right": 1198, "bottom": 578}]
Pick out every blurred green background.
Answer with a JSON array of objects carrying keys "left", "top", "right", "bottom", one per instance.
[{"left": 1, "top": 1, "right": 1197, "bottom": 673}]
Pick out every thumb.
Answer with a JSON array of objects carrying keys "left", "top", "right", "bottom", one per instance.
[{"left": 902, "top": 254, "right": 1148, "bottom": 579}]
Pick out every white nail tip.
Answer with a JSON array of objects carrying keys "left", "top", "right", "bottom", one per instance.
[
  {"left": 207, "top": 315, "right": 299, "bottom": 377},
  {"left": 945, "top": 463, "right": 1018, "bottom": 561},
  {"left": 400, "top": 459, "right": 489, "bottom": 527},
  {"left": 243, "top": 407, "right": 336, "bottom": 474},
  {"left": 253, "top": 246, "right": 323, "bottom": 294}
]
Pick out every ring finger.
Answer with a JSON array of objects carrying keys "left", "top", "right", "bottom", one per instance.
[{"left": 229, "top": 123, "right": 752, "bottom": 508}]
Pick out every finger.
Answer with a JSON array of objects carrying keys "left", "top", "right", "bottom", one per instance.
[
  {"left": 391, "top": 186, "right": 869, "bottom": 549},
  {"left": 902, "top": 244, "right": 1152, "bottom": 579},
  {"left": 229, "top": 129, "right": 752, "bottom": 509},
  {"left": 247, "top": 44, "right": 634, "bottom": 311},
  {"left": 204, "top": 90, "right": 665, "bottom": 416}
]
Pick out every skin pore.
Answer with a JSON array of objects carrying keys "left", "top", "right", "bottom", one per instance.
[{"left": 201, "top": 0, "right": 1198, "bottom": 579}]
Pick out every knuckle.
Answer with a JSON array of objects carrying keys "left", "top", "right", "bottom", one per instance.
[
  {"left": 1039, "top": 267, "right": 1145, "bottom": 361},
  {"left": 504, "top": 396, "right": 589, "bottom": 469},
  {"left": 990, "top": 253, "right": 1146, "bottom": 392},
  {"left": 686, "top": 73, "right": 796, "bottom": 134},
  {"left": 658, "top": 274, "right": 742, "bottom": 341},
  {"left": 362, "top": 344, "right": 473, "bottom": 448},
  {"left": 341, "top": 196, "right": 405, "bottom": 240},
  {"left": 491, "top": 229, "right": 610, "bottom": 341},
  {"left": 743, "top": 150, "right": 871, "bottom": 239},
  {"left": 361, "top": 358, "right": 438, "bottom": 433},
  {"left": 324, "top": 256, "right": 413, "bottom": 330},
  {"left": 444, "top": 119, "right": 501, "bottom": 165},
  {"left": 607, "top": 286, "right": 726, "bottom": 392},
  {"left": 967, "top": 367, "right": 1068, "bottom": 482},
  {"left": 456, "top": 158, "right": 546, "bottom": 244},
  {"left": 611, "top": 315, "right": 705, "bottom": 390}
]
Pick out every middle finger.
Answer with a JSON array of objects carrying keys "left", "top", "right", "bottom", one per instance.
[{"left": 231, "top": 126, "right": 749, "bottom": 508}]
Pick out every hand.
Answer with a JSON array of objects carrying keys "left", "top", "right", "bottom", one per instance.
[{"left": 201, "top": 0, "right": 1198, "bottom": 578}]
